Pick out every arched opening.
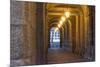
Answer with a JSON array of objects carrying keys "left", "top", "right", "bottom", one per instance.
[{"left": 49, "top": 27, "right": 60, "bottom": 48}]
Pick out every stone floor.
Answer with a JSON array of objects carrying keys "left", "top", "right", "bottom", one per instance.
[
  {"left": 47, "top": 48, "right": 90, "bottom": 64},
  {"left": 10, "top": 48, "right": 90, "bottom": 66}
]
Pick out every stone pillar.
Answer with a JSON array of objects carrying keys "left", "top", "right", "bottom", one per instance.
[
  {"left": 60, "top": 29, "right": 63, "bottom": 48},
  {"left": 48, "top": 29, "right": 51, "bottom": 48},
  {"left": 43, "top": 4, "right": 48, "bottom": 63},
  {"left": 62, "top": 26, "right": 67, "bottom": 48},
  {"left": 21, "top": 2, "right": 37, "bottom": 65},
  {"left": 71, "top": 16, "right": 77, "bottom": 53},
  {"left": 84, "top": 6, "right": 95, "bottom": 60},
  {"left": 36, "top": 2, "right": 46, "bottom": 64},
  {"left": 89, "top": 6, "right": 95, "bottom": 60}
]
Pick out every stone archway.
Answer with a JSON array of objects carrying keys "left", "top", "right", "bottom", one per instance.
[{"left": 49, "top": 27, "right": 60, "bottom": 48}]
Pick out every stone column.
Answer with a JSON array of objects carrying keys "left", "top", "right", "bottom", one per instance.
[
  {"left": 21, "top": 2, "right": 37, "bottom": 65},
  {"left": 36, "top": 2, "right": 46, "bottom": 64}
]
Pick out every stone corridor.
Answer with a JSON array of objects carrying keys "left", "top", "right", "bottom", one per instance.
[{"left": 10, "top": 0, "right": 95, "bottom": 66}]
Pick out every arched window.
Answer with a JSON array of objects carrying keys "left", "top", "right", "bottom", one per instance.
[{"left": 50, "top": 27, "right": 60, "bottom": 48}]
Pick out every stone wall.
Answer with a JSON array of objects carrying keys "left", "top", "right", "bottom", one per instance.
[
  {"left": 10, "top": 1, "right": 37, "bottom": 66},
  {"left": 10, "top": 1, "right": 25, "bottom": 60}
]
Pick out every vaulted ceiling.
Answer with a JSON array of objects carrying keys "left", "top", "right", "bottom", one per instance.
[{"left": 46, "top": 3, "right": 84, "bottom": 28}]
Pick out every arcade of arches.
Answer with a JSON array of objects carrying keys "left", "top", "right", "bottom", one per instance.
[{"left": 10, "top": 1, "right": 95, "bottom": 66}]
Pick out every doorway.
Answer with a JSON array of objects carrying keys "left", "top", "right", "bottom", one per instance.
[{"left": 50, "top": 27, "right": 60, "bottom": 48}]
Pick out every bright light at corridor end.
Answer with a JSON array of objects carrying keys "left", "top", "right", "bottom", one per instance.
[{"left": 65, "top": 12, "right": 70, "bottom": 18}]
